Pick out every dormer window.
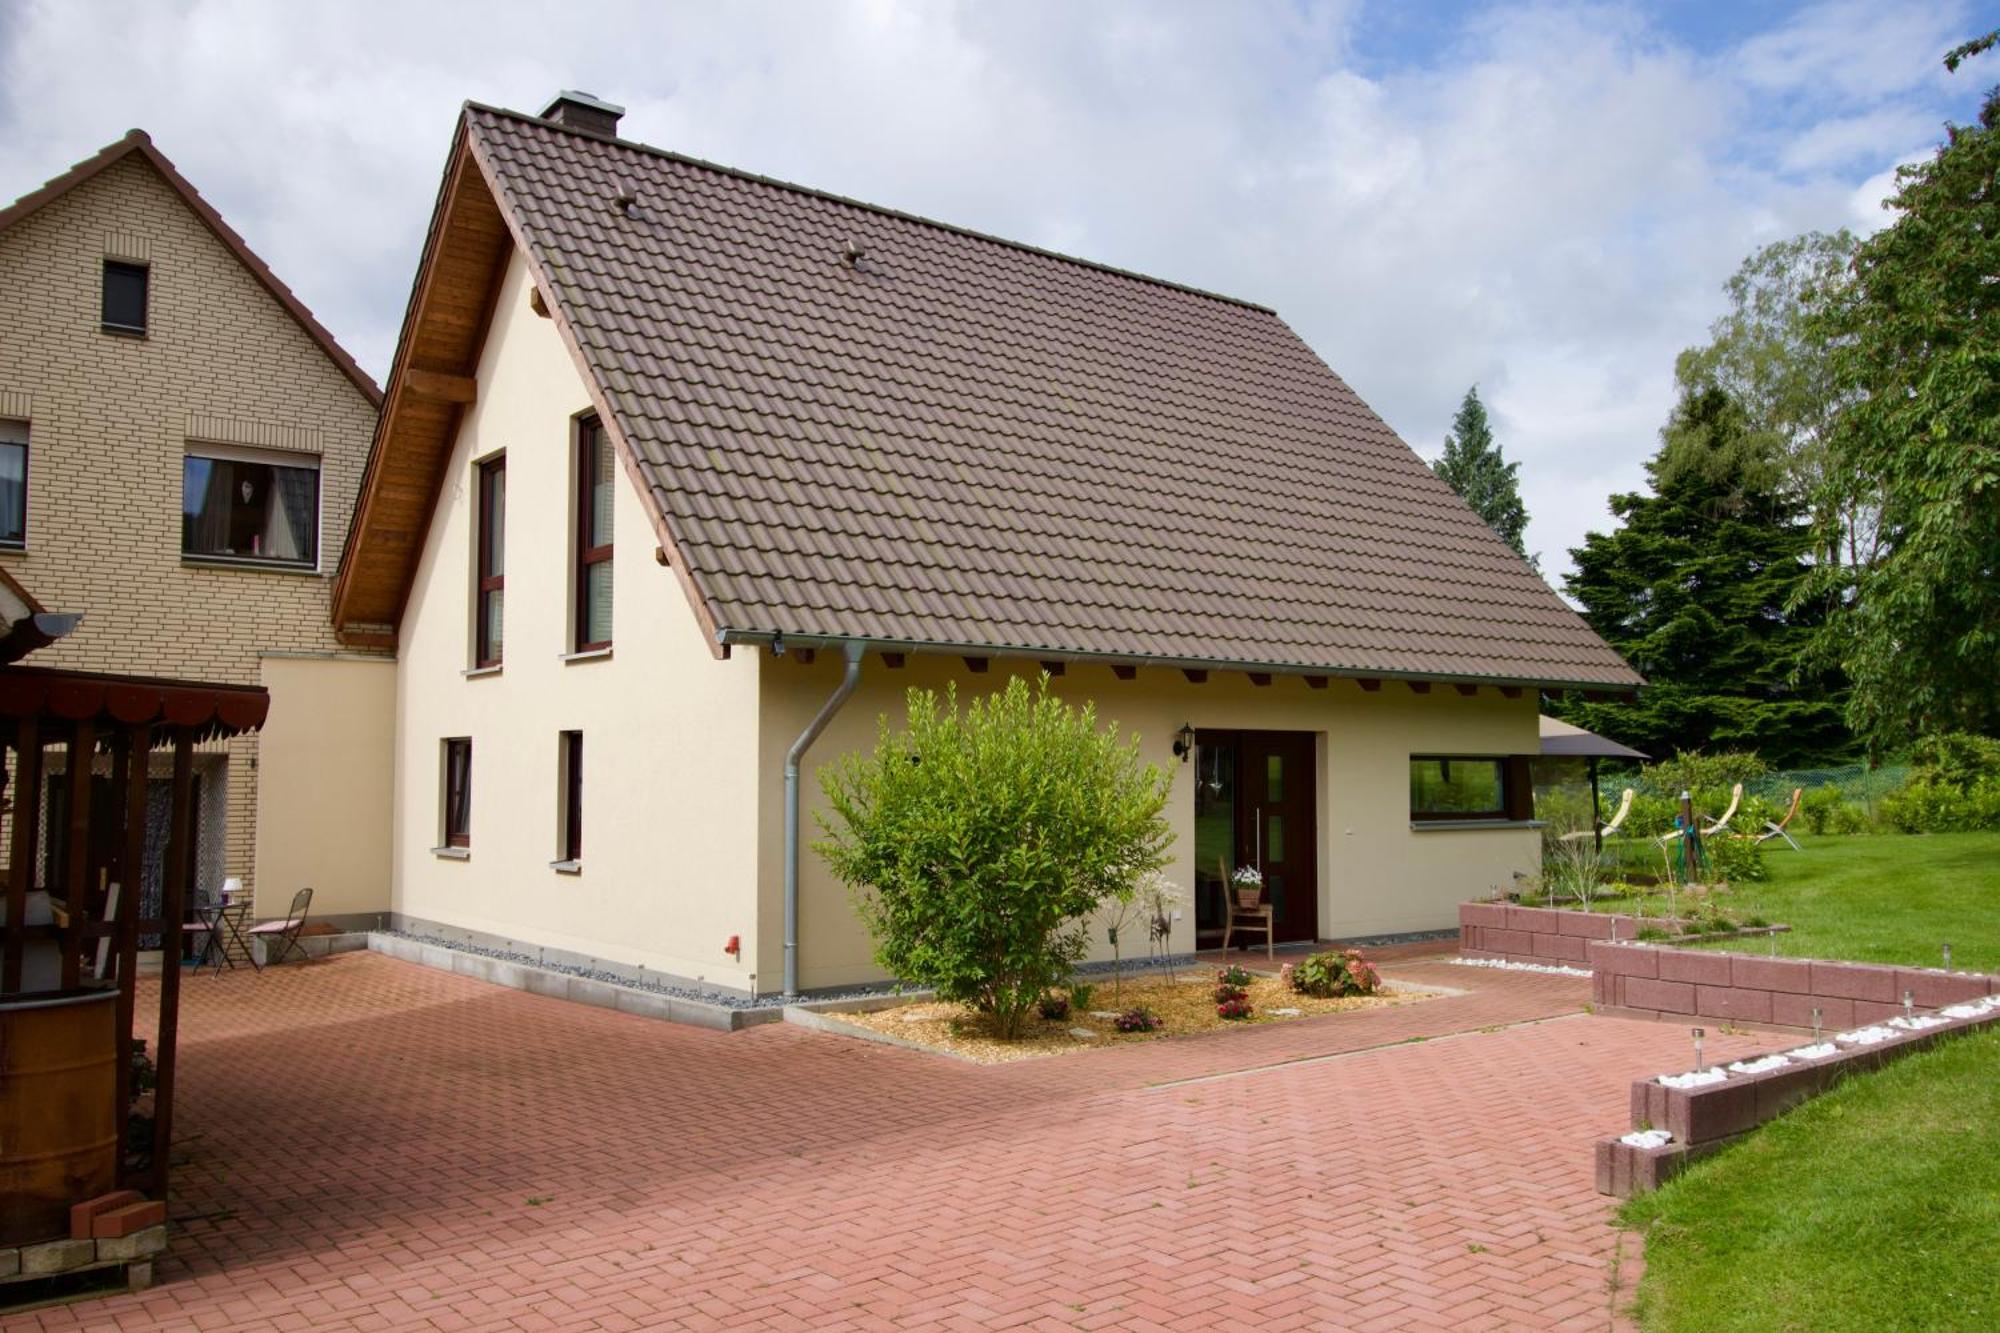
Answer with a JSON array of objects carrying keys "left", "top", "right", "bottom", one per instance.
[{"left": 102, "top": 260, "right": 149, "bottom": 335}]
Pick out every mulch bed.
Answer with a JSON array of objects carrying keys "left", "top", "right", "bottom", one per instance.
[{"left": 834, "top": 971, "right": 1435, "bottom": 1064}]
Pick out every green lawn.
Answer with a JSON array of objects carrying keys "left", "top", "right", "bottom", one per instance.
[
  {"left": 1699, "top": 831, "right": 2000, "bottom": 972},
  {"left": 1622, "top": 1022, "right": 2000, "bottom": 1332}
]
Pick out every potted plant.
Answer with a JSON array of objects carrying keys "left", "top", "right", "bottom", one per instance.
[{"left": 1230, "top": 865, "right": 1264, "bottom": 909}]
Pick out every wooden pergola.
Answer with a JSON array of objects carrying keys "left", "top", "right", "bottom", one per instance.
[{"left": 1, "top": 663, "right": 269, "bottom": 1199}]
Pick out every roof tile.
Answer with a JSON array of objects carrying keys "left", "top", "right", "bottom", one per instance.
[{"left": 465, "top": 105, "right": 1640, "bottom": 686}]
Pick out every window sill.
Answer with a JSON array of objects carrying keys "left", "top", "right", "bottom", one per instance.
[
  {"left": 101, "top": 324, "right": 147, "bottom": 339},
  {"left": 430, "top": 846, "right": 470, "bottom": 860},
  {"left": 462, "top": 665, "right": 502, "bottom": 679},
  {"left": 549, "top": 859, "right": 582, "bottom": 875},
  {"left": 1410, "top": 819, "right": 1546, "bottom": 832},
  {"left": 0, "top": 542, "right": 23, "bottom": 554},
  {"left": 560, "top": 647, "right": 612, "bottom": 664},
  {"left": 181, "top": 555, "right": 322, "bottom": 576}
]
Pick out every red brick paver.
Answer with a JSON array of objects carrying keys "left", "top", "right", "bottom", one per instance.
[{"left": 11, "top": 952, "right": 1765, "bottom": 1331}]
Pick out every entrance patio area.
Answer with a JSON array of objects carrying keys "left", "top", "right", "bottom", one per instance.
[{"left": 10, "top": 950, "right": 1767, "bottom": 1331}]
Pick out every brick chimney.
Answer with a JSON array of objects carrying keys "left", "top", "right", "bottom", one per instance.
[{"left": 539, "top": 90, "right": 625, "bottom": 138}]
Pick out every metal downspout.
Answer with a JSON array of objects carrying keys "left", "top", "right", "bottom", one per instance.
[{"left": 784, "top": 639, "right": 864, "bottom": 997}]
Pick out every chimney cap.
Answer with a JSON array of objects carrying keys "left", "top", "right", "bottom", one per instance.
[{"left": 540, "top": 90, "right": 625, "bottom": 137}]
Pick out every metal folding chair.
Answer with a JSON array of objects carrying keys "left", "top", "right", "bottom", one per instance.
[{"left": 246, "top": 886, "right": 314, "bottom": 966}]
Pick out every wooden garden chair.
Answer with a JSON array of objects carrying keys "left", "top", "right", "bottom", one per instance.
[
  {"left": 1219, "top": 857, "right": 1274, "bottom": 961},
  {"left": 1753, "top": 787, "right": 1804, "bottom": 851},
  {"left": 1560, "top": 787, "right": 1634, "bottom": 843}
]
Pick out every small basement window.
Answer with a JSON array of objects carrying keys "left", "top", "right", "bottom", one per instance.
[
  {"left": 102, "top": 260, "right": 149, "bottom": 334},
  {"left": 558, "top": 730, "right": 583, "bottom": 864},
  {"left": 182, "top": 448, "right": 320, "bottom": 567},
  {"left": 1410, "top": 755, "right": 1534, "bottom": 822}
]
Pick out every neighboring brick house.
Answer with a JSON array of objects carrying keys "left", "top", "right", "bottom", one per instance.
[{"left": 0, "top": 130, "right": 393, "bottom": 923}]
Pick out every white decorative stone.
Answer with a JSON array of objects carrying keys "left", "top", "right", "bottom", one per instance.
[
  {"left": 1835, "top": 1025, "right": 1898, "bottom": 1046},
  {"left": 1726, "top": 1055, "right": 1791, "bottom": 1075},
  {"left": 1449, "top": 957, "right": 1591, "bottom": 977},
  {"left": 1620, "top": 1128, "right": 1673, "bottom": 1149},
  {"left": 1658, "top": 1068, "right": 1728, "bottom": 1089},
  {"left": 1787, "top": 1042, "right": 1839, "bottom": 1060}
]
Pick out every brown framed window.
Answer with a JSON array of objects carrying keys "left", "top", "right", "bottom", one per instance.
[
  {"left": 574, "top": 418, "right": 613, "bottom": 651},
  {"left": 102, "top": 260, "right": 148, "bottom": 334},
  {"left": 1409, "top": 755, "right": 1534, "bottom": 822},
  {"left": 559, "top": 730, "right": 583, "bottom": 862},
  {"left": 0, "top": 420, "right": 26, "bottom": 548},
  {"left": 475, "top": 456, "right": 506, "bottom": 666},
  {"left": 443, "top": 737, "right": 473, "bottom": 848}
]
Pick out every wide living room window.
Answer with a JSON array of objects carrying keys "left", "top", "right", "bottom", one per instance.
[
  {"left": 182, "top": 446, "right": 319, "bottom": 567},
  {"left": 1410, "top": 755, "right": 1533, "bottom": 822}
]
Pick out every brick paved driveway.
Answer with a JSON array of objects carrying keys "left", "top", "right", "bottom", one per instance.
[{"left": 13, "top": 951, "right": 1767, "bottom": 1332}]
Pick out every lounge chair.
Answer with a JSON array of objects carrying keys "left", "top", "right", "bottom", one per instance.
[
  {"left": 1657, "top": 783, "right": 1745, "bottom": 847},
  {"left": 1754, "top": 787, "right": 1804, "bottom": 851},
  {"left": 1560, "top": 787, "right": 1634, "bottom": 843}
]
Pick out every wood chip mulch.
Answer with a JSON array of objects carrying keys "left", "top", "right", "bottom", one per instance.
[{"left": 834, "top": 970, "right": 1435, "bottom": 1064}]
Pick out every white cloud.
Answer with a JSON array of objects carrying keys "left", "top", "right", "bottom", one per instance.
[{"left": 0, "top": 0, "right": 1977, "bottom": 583}]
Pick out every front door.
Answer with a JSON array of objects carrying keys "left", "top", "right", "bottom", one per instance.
[{"left": 1193, "top": 730, "right": 1318, "bottom": 945}]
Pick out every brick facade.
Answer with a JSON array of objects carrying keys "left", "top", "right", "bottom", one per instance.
[{"left": 0, "top": 147, "right": 379, "bottom": 899}]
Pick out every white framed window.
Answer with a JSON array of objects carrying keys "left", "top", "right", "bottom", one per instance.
[{"left": 181, "top": 442, "right": 321, "bottom": 569}]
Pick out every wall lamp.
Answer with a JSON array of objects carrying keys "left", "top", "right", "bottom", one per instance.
[{"left": 1172, "top": 723, "right": 1195, "bottom": 763}]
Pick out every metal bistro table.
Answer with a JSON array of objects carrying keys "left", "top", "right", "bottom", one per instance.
[{"left": 192, "top": 898, "right": 258, "bottom": 974}]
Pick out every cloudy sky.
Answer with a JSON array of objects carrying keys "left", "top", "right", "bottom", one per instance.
[{"left": 0, "top": 0, "right": 1986, "bottom": 580}]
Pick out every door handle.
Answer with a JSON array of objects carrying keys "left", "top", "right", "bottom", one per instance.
[{"left": 1255, "top": 805, "right": 1263, "bottom": 869}]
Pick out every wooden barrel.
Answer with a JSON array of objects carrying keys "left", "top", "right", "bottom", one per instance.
[{"left": 0, "top": 987, "right": 119, "bottom": 1245}]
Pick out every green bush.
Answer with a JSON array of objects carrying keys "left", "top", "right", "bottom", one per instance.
[
  {"left": 1903, "top": 732, "right": 2000, "bottom": 790},
  {"left": 1288, "top": 949, "right": 1383, "bottom": 998},
  {"left": 817, "top": 676, "right": 1173, "bottom": 1040},
  {"left": 1639, "top": 750, "right": 1771, "bottom": 799},
  {"left": 1705, "top": 834, "right": 1767, "bottom": 883},
  {"left": 1880, "top": 778, "right": 2000, "bottom": 833}
]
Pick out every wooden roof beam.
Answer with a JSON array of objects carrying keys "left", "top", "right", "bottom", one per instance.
[{"left": 404, "top": 367, "right": 477, "bottom": 404}]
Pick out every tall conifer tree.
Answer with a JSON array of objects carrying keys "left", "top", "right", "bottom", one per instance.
[{"left": 1432, "top": 387, "right": 1532, "bottom": 564}]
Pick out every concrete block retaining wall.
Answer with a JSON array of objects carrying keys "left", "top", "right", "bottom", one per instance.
[
  {"left": 1460, "top": 901, "right": 1682, "bottom": 966},
  {"left": 1596, "top": 994, "right": 2000, "bottom": 1196},
  {"left": 1588, "top": 941, "right": 1998, "bottom": 1029}
]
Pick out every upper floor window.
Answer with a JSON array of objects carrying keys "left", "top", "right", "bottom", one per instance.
[
  {"left": 574, "top": 418, "right": 613, "bottom": 651},
  {"left": 476, "top": 455, "right": 506, "bottom": 667},
  {"left": 182, "top": 447, "right": 319, "bottom": 568},
  {"left": 0, "top": 421, "right": 26, "bottom": 549},
  {"left": 102, "top": 260, "right": 149, "bottom": 335}
]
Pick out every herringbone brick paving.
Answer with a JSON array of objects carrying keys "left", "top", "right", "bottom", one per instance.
[{"left": 13, "top": 951, "right": 1767, "bottom": 1331}]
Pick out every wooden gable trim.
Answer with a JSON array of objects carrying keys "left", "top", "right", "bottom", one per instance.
[
  {"left": 0, "top": 131, "right": 381, "bottom": 407},
  {"left": 458, "top": 122, "right": 729, "bottom": 660},
  {"left": 333, "top": 121, "right": 505, "bottom": 639}
]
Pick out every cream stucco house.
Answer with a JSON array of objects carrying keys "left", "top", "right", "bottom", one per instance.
[
  {"left": 335, "top": 93, "right": 1641, "bottom": 998},
  {"left": 0, "top": 130, "right": 393, "bottom": 928}
]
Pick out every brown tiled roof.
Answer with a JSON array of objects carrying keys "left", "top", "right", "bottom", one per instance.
[
  {"left": 0, "top": 131, "right": 382, "bottom": 407},
  {"left": 434, "top": 105, "right": 1639, "bottom": 686}
]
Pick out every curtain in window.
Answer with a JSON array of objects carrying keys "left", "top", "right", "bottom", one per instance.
[{"left": 269, "top": 464, "right": 317, "bottom": 563}]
